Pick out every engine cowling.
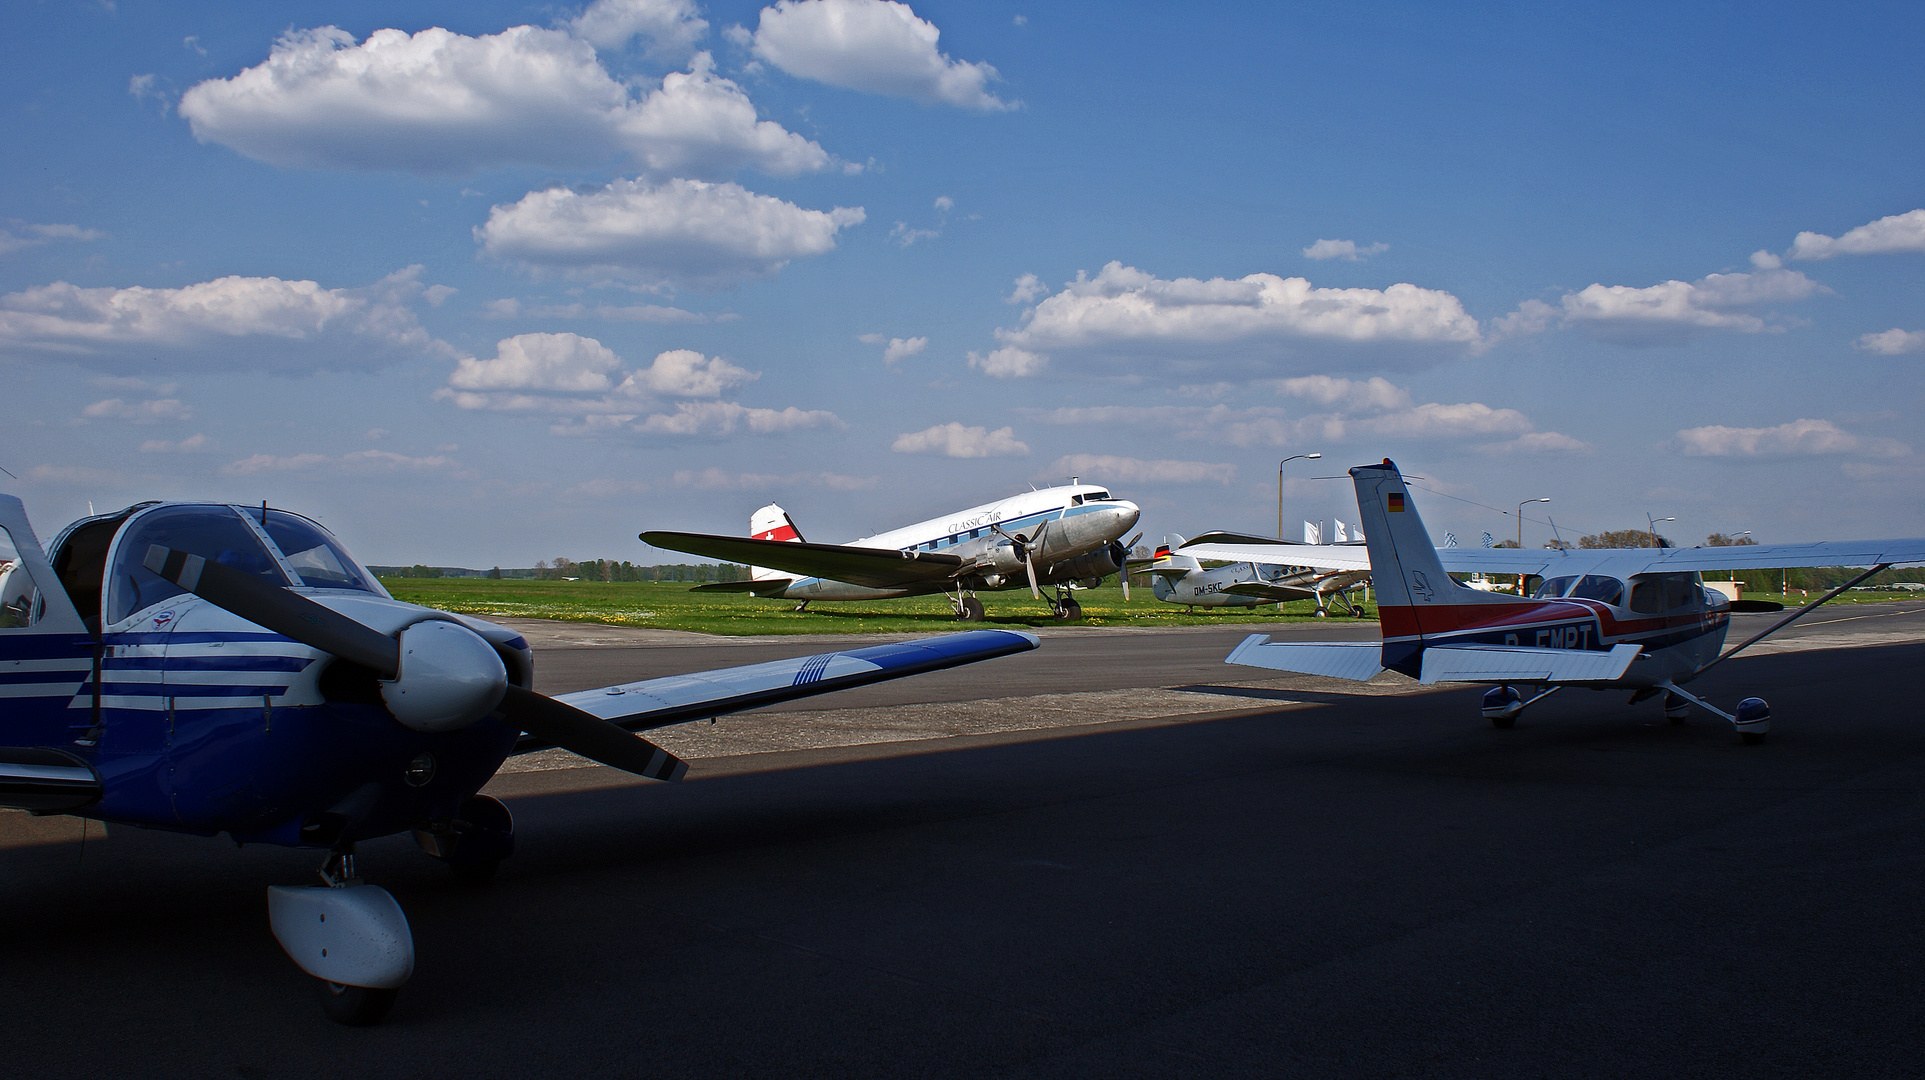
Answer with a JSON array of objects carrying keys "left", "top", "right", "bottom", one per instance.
[{"left": 1038, "top": 541, "right": 1127, "bottom": 587}]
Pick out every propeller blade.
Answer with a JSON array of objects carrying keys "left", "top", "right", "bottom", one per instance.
[
  {"left": 147, "top": 545, "right": 687, "bottom": 782},
  {"left": 1125, "top": 532, "right": 1143, "bottom": 550},
  {"left": 498, "top": 686, "right": 687, "bottom": 781},
  {"left": 1120, "top": 569, "right": 1130, "bottom": 601},
  {"left": 1025, "top": 550, "right": 1041, "bottom": 599},
  {"left": 144, "top": 546, "right": 400, "bottom": 675}
]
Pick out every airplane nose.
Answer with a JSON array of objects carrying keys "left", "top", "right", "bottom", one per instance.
[{"left": 1114, "top": 502, "right": 1141, "bottom": 532}]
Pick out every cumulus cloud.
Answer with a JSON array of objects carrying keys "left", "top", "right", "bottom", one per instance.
[
  {"left": 984, "top": 262, "right": 1481, "bottom": 377},
  {"left": 476, "top": 177, "right": 864, "bottom": 288},
  {"left": 1276, "top": 375, "right": 1410, "bottom": 412},
  {"left": 483, "top": 297, "right": 714, "bottom": 322},
  {"left": 0, "top": 268, "right": 452, "bottom": 372},
  {"left": 632, "top": 400, "right": 842, "bottom": 436},
  {"left": 1676, "top": 418, "right": 1909, "bottom": 458},
  {"left": 1500, "top": 268, "right": 1825, "bottom": 346},
  {"left": 570, "top": 0, "right": 708, "bottom": 57},
  {"left": 79, "top": 397, "right": 191, "bottom": 423},
  {"left": 449, "top": 332, "right": 623, "bottom": 392},
  {"left": 1786, "top": 209, "right": 1925, "bottom": 261},
  {"left": 223, "top": 449, "right": 458, "bottom": 475},
  {"left": 1040, "top": 455, "right": 1235, "bottom": 485},
  {"left": 891, "top": 422, "right": 1027, "bottom": 458},
  {"left": 180, "top": 26, "right": 833, "bottom": 178},
  {"left": 1005, "top": 273, "right": 1045, "bottom": 305},
  {"left": 619, "top": 347, "right": 756, "bottom": 396},
  {"left": 742, "top": 0, "right": 1016, "bottom": 110},
  {"left": 140, "top": 433, "right": 213, "bottom": 453},
  {"left": 1479, "top": 430, "right": 1593, "bottom": 455},
  {"left": 1856, "top": 328, "right": 1925, "bottom": 355},
  {"left": 1302, "top": 239, "right": 1388, "bottom": 261},
  {"left": 875, "top": 335, "right": 926, "bottom": 364},
  {"left": 0, "top": 221, "right": 108, "bottom": 256},
  {"left": 670, "top": 466, "right": 875, "bottom": 490}
]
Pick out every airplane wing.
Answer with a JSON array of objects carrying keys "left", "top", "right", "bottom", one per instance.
[
  {"left": 1178, "top": 540, "right": 1372, "bottom": 572},
  {"left": 641, "top": 530, "right": 966, "bottom": 589},
  {"left": 1219, "top": 581, "right": 1309, "bottom": 601},
  {"left": 516, "top": 629, "right": 1040, "bottom": 752}
]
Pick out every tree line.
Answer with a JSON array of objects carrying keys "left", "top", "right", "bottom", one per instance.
[
  {"left": 378, "top": 561, "right": 749, "bottom": 582},
  {"left": 1494, "top": 529, "right": 1925, "bottom": 592}
]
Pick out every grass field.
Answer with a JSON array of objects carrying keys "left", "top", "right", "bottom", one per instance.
[
  {"left": 376, "top": 577, "right": 1379, "bottom": 635},
  {"left": 376, "top": 577, "right": 1923, "bottom": 637}
]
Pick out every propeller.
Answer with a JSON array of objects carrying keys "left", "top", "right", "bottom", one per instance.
[
  {"left": 1118, "top": 532, "right": 1142, "bottom": 601},
  {"left": 991, "top": 521, "right": 1045, "bottom": 599},
  {"left": 142, "top": 546, "right": 686, "bottom": 782}
]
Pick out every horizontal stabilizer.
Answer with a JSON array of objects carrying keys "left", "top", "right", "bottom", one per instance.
[
  {"left": 1224, "top": 635, "right": 1384, "bottom": 681},
  {"left": 1417, "top": 642, "right": 1641, "bottom": 685},
  {"left": 518, "top": 629, "right": 1040, "bottom": 750}
]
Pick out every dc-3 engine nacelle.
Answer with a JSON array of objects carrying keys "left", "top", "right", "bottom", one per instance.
[{"left": 1039, "top": 541, "right": 1128, "bottom": 589}]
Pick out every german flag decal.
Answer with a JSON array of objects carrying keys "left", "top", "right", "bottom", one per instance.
[{"left": 1386, "top": 492, "right": 1405, "bottom": 513}]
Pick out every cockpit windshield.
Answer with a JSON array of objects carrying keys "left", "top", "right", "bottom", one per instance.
[
  {"left": 106, "top": 505, "right": 289, "bottom": 625},
  {"left": 260, "top": 510, "right": 376, "bottom": 592}
]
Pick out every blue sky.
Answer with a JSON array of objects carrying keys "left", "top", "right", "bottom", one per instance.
[{"left": 3, "top": 0, "right": 1921, "bottom": 565}]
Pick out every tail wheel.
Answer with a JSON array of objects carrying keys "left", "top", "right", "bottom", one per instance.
[{"left": 319, "top": 981, "right": 398, "bottom": 1026}]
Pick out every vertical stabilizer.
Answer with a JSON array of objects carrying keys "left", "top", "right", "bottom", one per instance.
[
  {"left": 748, "top": 503, "right": 804, "bottom": 582},
  {"left": 1351, "top": 461, "right": 1518, "bottom": 664}
]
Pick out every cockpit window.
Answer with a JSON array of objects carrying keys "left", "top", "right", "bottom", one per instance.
[
  {"left": 1070, "top": 494, "right": 1084, "bottom": 506},
  {"left": 1086, "top": 490, "right": 1111, "bottom": 502},
  {"left": 106, "top": 506, "right": 288, "bottom": 625},
  {"left": 1568, "top": 575, "right": 1625, "bottom": 606},
  {"left": 1629, "top": 572, "right": 1699, "bottom": 615},
  {"left": 1533, "top": 576, "right": 1578, "bottom": 599},
  {"left": 260, "top": 510, "right": 376, "bottom": 592}
]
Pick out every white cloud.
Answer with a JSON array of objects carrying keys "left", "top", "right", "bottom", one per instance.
[
  {"left": 967, "top": 345, "right": 1046, "bottom": 378},
  {"left": 1005, "top": 273, "right": 1045, "bottom": 304},
  {"left": 1040, "top": 454, "right": 1234, "bottom": 485},
  {"left": 1856, "top": 328, "right": 1925, "bottom": 355},
  {"left": 744, "top": 0, "right": 1016, "bottom": 110},
  {"left": 670, "top": 467, "right": 875, "bottom": 490},
  {"left": 891, "top": 422, "right": 1027, "bottom": 457},
  {"left": 618, "top": 348, "right": 756, "bottom": 397},
  {"left": 633, "top": 400, "right": 843, "bottom": 436},
  {"left": 222, "top": 449, "right": 457, "bottom": 475},
  {"left": 984, "top": 262, "right": 1481, "bottom": 376},
  {"left": 448, "top": 332, "right": 623, "bottom": 392},
  {"left": 180, "top": 27, "right": 832, "bottom": 178},
  {"left": 0, "top": 270, "right": 451, "bottom": 371},
  {"left": 1478, "top": 431, "right": 1593, "bottom": 455},
  {"left": 1786, "top": 209, "right": 1925, "bottom": 261},
  {"left": 889, "top": 221, "right": 940, "bottom": 246},
  {"left": 476, "top": 177, "right": 864, "bottom": 288},
  {"left": 933, "top": 195, "right": 954, "bottom": 212},
  {"left": 1302, "top": 239, "right": 1388, "bottom": 261},
  {"left": 483, "top": 297, "right": 712, "bottom": 322},
  {"left": 1276, "top": 375, "right": 1410, "bottom": 411},
  {"left": 1513, "top": 268, "right": 1825, "bottom": 346},
  {"left": 1676, "top": 418, "right": 1910, "bottom": 458},
  {"left": 570, "top": 0, "right": 708, "bottom": 58},
  {"left": 80, "top": 397, "right": 191, "bottom": 423},
  {"left": 879, "top": 336, "right": 926, "bottom": 364},
  {"left": 140, "top": 434, "right": 214, "bottom": 453},
  {"left": 0, "top": 221, "right": 108, "bottom": 256}
]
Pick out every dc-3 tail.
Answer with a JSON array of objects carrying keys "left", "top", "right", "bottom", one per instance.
[
  {"left": 748, "top": 503, "right": 805, "bottom": 583},
  {"left": 1226, "top": 459, "right": 1640, "bottom": 685}
]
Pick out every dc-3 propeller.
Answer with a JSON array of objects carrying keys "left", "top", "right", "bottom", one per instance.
[{"left": 142, "top": 545, "right": 687, "bottom": 781}]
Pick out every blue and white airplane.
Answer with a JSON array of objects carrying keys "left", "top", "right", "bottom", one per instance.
[
  {"left": 642, "top": 482, "right": 1141, "bottom": 621},
  {"left": 1146, "top": 533, "right": 1371, "bottom": 615},
  {"left": 0, "top": 494, "right": 1037, "bottom": 1024},
  {"left": 1205, "top": 461, "right": 1925, "bottom": 741}
]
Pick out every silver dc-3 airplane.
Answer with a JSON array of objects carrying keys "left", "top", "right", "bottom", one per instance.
[
  {"left": 1200, "top": 460, "right": 1925, "bottom": 742},
  {"left": 642, "top": 482, "right": 1142, "bottom": 621},
  {"left": 1147, "top": 533, "right": 1372, "bottom": 616},
  {"left": 0, "top": 494, "right": 1037, "bottom": 1024}
]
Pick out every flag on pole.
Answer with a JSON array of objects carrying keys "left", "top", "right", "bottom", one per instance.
[
  {"left": 1303, "top": 521, "right": 1321, "bottom": 545},
  {"left": 1334, "top": 520, "right": 1349, "bottom": 543},
  {"left": 1443, "top": 532, "right": 1458, "bottom": 548},
  {"left": 1481, "top": 532, "right": 1496, "bottom": 548}
]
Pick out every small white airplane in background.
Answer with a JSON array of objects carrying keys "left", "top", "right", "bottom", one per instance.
[
  {"left": 1147, "top": 533, "right": 1371, "bottom": 616},
  {"left": 1202, "top": 460, "right": 1925, "bottom": 742},
  {"left": 642, "top": 482, "right": 1141, "bottom": 620}
]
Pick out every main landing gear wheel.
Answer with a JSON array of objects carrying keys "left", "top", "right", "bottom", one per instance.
[
  {"left": 958, "top": 596, "right": 986, "bottom": 622},
  {"left": 319, "top": 981, "right": 398, "bottom": 1026},
  {"left": 1053, "top": 596, "right": 1082, "bottom": 620},
  {"left": 1482, "top": 685, "right": 1523, "bottom": 729},
  {"left": 1663, "top": 691, "right": 1691, "bottom": 725}
]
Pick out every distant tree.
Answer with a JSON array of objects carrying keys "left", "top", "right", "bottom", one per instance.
[
  {"left": 487, "top": 566, "right": 502, "bottom": 579},
  {"left": 1544, "top": 539, "right": 1573, "bottom": 550},
  {"left": 1579, "top": 529, "right": 1670, "bottom": 549},
  {"left": 1705, "top": 533, "right": 1758, "bottom": 547},
  {"left": 409, "top": 564, "right": 440, "bottom": 578},
  {"left": 1492, "top": 539, "right": 1521, "bottom": 549}
]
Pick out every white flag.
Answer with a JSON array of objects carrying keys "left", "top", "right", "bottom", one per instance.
[
  {"left": 1334, "top": 520, "right": 1349, "bottom": 543},
  {"left": 1303, "top": 520, "right": 1321, "bottom": 545},
  {"left": 1481, "top": 532, "right": 1495, "bottom": 548},
  {"left": 1443, "top": 531, "right": 1458, "bottom": 548}
]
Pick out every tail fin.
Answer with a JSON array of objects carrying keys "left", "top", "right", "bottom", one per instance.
[
  {"left": 1351, "top": 461, "right": 1532, "bottom": 669},
  {"left": 748, "top": 503, "right": 804, "bottom": 582},
  {"left": 1151, "top": 534, "right": 1200, "bottom": 575}
]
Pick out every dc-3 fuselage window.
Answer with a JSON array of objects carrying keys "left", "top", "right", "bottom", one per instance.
[
  {"left": 261, "top": 510, "right": 377, "bottom": 593},
  {"left": 106, "top": 506, "right": 289, "bottom": 625},
  {"left": 1629, "top": 572, "right": 1701, "bottom": 615}
]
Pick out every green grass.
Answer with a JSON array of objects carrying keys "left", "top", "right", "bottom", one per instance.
[{"left": 377, "top": 577, "right": 1378, "bottom": 636}]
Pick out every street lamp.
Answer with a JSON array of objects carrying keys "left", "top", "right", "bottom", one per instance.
[
  {"left": 1516, "top": 498, "right": 1550, "bottom": 549},
  {"left": 1646, "top": 514, "right": 1675, "bottom": 548},
  {"left": 1278, "top": 453, "right": 1322, "bottom": 539}
]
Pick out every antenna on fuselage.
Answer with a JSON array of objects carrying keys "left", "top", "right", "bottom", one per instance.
[{"left": 261, "top": 499, "right": 268, "bottom": 525}]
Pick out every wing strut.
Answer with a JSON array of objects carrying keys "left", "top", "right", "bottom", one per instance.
[{"left": 1696, "top": 563, "right": 1890, "bottom": 677}]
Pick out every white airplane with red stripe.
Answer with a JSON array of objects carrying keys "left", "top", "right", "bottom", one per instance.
[{"left": 1219, "top": 459, "right": 1925, "bottom": 742}]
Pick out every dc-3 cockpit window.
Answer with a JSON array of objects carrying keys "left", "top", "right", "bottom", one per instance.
[
  {"left": 1629, "top": 572, "right": 1701, "bottom": 615},
  {"left": 106, "top": 506, "right": 289, "bottom": 626},
  {"left": 260, "top": 510, "right": 377, "bottom": 593}
]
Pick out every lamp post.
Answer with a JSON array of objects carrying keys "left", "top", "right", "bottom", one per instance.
[
  {"left": 1278, "top": 453, "right": 1322, "bottom": 539},
  {"left": 1516, "top": 498, "right": 1550, "bottom": 549},
  {"left": 1647, "top": 514, "right": 1675, "bottom": 549}
]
